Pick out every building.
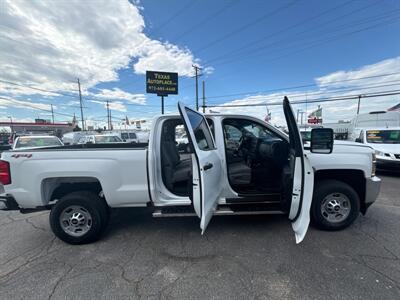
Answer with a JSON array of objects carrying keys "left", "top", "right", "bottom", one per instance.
[{"left": 0, "top": 119, "right": 75, "bottom": 137}]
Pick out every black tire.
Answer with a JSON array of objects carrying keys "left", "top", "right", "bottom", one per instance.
[
  {"left": 49, "top": 191, "right": 109, "bottom": 245},
  {"left": 311, "top": 180, "right": 360, "bottom": 231}
]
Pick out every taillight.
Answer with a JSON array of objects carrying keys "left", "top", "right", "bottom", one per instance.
[{"left": 0, "top": 160, "right": 11, "bottom": 185}]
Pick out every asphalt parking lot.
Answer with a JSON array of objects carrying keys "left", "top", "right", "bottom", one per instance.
[{"left": 0, "top": 172, "right": 399, "bottom": 300}]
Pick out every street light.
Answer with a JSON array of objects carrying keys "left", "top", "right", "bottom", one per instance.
[{"left": 7, "top": 116, "right": 13, "bottom": 133}]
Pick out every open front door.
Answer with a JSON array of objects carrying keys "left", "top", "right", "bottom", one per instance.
[
  {"left": 178, "top": 102, "right": 222, "bottom": 234},
  {"left": 283, "top": 97, "right": 314, "bottom": 243}
]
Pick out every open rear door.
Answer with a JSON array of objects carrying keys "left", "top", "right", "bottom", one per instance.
[
  {"left": 283, "top": 97, "right": 314, "bottom": 243},
  {"left": 178, "top": 102, "right": 223, "bottom": 234}
]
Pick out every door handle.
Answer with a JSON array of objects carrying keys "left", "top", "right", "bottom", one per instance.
[{"left": 203, "top": 162, "right": 213, "bottom": 171}]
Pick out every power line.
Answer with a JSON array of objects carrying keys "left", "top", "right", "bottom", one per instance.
[
  {"left": 205, "top": 89, "right": 400, "bottom": 108},
  {"left": 150, "top": 0, "right": 199, "bottom": 36},
  {"left": 172, "top": 0, "right": 240, "bottom": 42},
  {"left": 206, "top": 9, "right": 400, "bottom": 69},
  {"left": 0, "top": 96, "right": 76, "bottom": 118},
  {"left": 204, "top": 0, "right": 358, "bottom": 65},
  {"left": 193, "top": 0, "right": 300, "bottom": 54},
  {"left": 205, "top": 80, "right": 400, "bottom": 105},
  {"left": 0, "top": 79, "right": 77, "bottom": 98},
  {"left": 205, "top": 72, "right": 400, "bottom": 100}
]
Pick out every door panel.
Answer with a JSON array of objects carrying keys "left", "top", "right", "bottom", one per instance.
[
  {"left": 178, "top": 102, "right": 223, "bottom": 233},
  {"left": 283, "top": 97, "right": 314, "bottom": 243}
]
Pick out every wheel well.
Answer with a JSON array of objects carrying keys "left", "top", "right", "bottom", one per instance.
[
  {"left": 314, "top": 169, "right": 367, "bottom": 214},
  {"left": 42, "top": 177, "right": 104, "bottom": 205}
]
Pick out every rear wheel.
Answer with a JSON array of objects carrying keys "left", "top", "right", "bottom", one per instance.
[
  {"left": 50, "top": 191, "right": 109, "bottom": 244},
  {"left": 311, "top": 180, "right": 360, "bottom": 231}
]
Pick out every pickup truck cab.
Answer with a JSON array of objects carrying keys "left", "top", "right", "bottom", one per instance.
[
  {"left": 0, "top": 98, "right": 381, "bottom": 244},
  {"left": 12, "top": 135, "right": 63, "bottom": 150}
]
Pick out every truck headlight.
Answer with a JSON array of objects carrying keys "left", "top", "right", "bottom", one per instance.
[
  {"left": 372, "top": 152, "right": 376, "bottom": 176},
  {"left": 375, "top": 150, "right": 384, "bottom": 157}
]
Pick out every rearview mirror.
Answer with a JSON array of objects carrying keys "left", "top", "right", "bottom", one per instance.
[{"left": 310, "top": 128, "right": 333, "bottom": 154}]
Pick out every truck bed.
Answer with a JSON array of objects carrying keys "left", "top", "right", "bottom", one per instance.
[
  {"left": 1, "top": 144, "right": 151, "bottom": 209},
  {"left": 8, "top": 142, "right": 148, "bottom": 152}
]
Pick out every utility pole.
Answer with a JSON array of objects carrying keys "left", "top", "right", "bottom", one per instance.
[
  {"left": 106, "top": 100, "right": 110, "bottom": 130},
  {"left": 77, "top": 78, "right": 85, "bottom": 131},
  {"left": 202, "top": 81, "right": 206, "bottom": 113},
  {"left": 296, "top": 109, "right": 300, "bottom": 123},
  {"left": 357, "top": 95, "right": 361, "bottom": 115},
  {"left": 51, "top": 104, "right": 55, "bottom": 123},
  {"left": 192, "top": 65, "right": 202, "bottom": 111},
  {"left": 109, "top": 108, "right": 112, "bottom": 130}
]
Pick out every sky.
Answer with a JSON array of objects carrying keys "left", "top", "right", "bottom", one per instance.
[{"left": 0, "top": 0, "right": 399, "bottom": 129}]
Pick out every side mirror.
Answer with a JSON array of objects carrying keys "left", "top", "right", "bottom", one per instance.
[
  {"left": 355, "top": 138, "right": 361, "bottom": 143},
  {"left": 123, "top": 139, "right": 126, "bottom": 142},
  {"left": 310, "top": 128, "right": 333, "bottom": 154}
]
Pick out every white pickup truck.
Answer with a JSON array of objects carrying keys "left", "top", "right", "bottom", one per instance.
[{"left": 0, "top": 99, "right": 381, "bottom": 245}]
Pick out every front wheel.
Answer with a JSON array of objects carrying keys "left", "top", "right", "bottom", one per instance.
[
  {"left": 311, "top": 180, "right": 360, "bottom": 231},
  {"left": 49, "top": 191, "right": 109, "bottom": 244}
]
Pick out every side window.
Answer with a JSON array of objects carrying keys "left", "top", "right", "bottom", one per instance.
[
  {"left": 224, "top": 124, "right": 242, "bottom": 150},
  {"left": 206, "top": 118, "right": 215, "bottom": 139},
  {"left": 223, "top": 118, "right": 282, "bottom": 142},
  {"left": 129, "top": 133, "right": 137, "bottom": 139},
  {"left": 121, "top": 133, "right": 129, "bottom": 140},
  {"left": 185, "top": 108, "right": 215, "bottom": 151}
]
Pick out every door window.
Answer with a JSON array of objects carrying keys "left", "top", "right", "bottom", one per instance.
[{"left": 185, "top": 108, "right": 215, "bottom": 151}]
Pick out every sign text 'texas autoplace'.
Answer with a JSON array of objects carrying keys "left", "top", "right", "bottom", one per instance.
[{"left": 146, "top": 71, "right": 178, "bottom": 96}]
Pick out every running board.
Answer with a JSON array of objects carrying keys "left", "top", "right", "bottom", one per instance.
[{"left": 152, "top": 207, "right": 285, "bottom": 218}]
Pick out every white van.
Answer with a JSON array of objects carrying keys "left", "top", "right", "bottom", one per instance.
[
  {"left": 348, "top": 111, "right": 400, "bottom": 141},
  {"left": 356, "top": 128, "right": 400, "bottom": 169}
]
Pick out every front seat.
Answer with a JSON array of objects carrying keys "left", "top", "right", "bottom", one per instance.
[{"left": 162, "top": 138, "right": 192, "bottom": 190}]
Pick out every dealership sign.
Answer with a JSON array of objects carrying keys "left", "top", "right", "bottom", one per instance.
[{"left": 146, "top": 71, "right": 178, "bottom": 96}]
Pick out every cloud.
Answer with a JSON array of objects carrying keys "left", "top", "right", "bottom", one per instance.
[
  {"left": 0, "top": 96, "right": 53, "bottom": 111},
  {"left": 88, "top": 100, "right": 127, "bottom": 112},
  {"left": 89, "top": 88, "right": 146, "bottom": 104},
  {"left": 0, "top": 0, "right": 202, "bottom": 98},
  {"left": 133, "top": 42, "right": 199, "bottom": 76},
  {"left": 316, "top": 57, "right": 400, "bottom": 88},
  {"left": 209, "top": 57, "right": 400, "bottom": 126}
]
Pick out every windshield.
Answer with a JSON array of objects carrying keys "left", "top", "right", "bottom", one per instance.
[
  {"left": 94, "top": 136, "right": 122, "bottom": 143},
  {"left": 300, "top": 131, "right": 312, "bottom": 142},
  {"left": 15, "top": 137, "right": 62, "bottom": 148},
  {"left": 243, "top": 123, "right": 275, "bottom": 139},
  {"left": 366, "top": 130, "right": 400, "bottom": 144}
]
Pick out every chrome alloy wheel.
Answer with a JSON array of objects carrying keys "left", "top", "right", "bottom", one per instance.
[
  {"left": 59, "top": 205, "right": 92, "bottom": 237},
  {"left": 320, "top": 193, "right": 351, "bottom": 223}
]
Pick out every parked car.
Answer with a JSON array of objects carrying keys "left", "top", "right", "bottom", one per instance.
[
  {"left": 12, "top": 135, "right": 63, "bottom": 150},
  {"left": 118, "top": 131, "right": 139, "bottom": 143},
  {"left": 0, "top": 99, "right": 381, "bottom": 245},
  {"left": 62, "top": 132, "right": 86, "bottom": 145},
  {"left": 356, "top": 128, "right": 400, "bottom": 169},
  {"left": 77, "top": 134, "right": 123, "bottom": 144}
]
